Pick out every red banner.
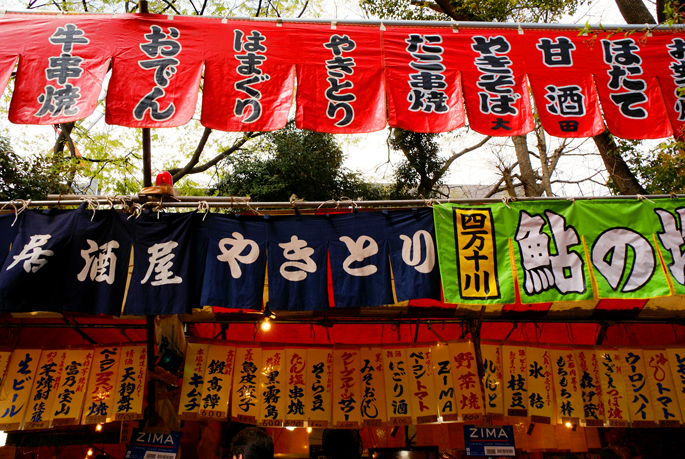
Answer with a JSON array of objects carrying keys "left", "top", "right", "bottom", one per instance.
[{"left": 0, "top": 13, "right": 684, "bottom": 139}]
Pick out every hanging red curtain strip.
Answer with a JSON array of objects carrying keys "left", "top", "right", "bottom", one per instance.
[{"left": 0, "top": 13, "right": 683, "bottom": 139}]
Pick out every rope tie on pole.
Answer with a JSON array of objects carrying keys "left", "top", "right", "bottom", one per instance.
[{"left": 197, "top": 201, "right": 210, "bottom": 221}]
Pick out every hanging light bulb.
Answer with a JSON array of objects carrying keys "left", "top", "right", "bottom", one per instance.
[
  {"left": 307, "top": 427, "right": 312, "bottom": 433},
  {"left": 87, "top": 448, "right": 93, "bottom": 456},
  {"left": 565, "top": 422, "right": 572, "bottom": 428},
  {"left": 261, "top": 317, "right": 272, "bottom": 332},
  {"left": 285, "top": 426, "right": 296, "bottom": 431},
  {"left": 0, "top": 431, "right": 6, "bottom": 447},
  {"left": 95, "top": 423, "right": 103, "bottom": 432}
]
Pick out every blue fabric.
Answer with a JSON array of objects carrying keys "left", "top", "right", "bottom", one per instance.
[
  {"left": 268, "top": 216, "right": 328, "bottom": 311},
  {"left": 124, "top": 211, "right": 207, "bottom": 315},
  {"left": 0, "top": 213, "right": 20, "bottom": 269},
  {"left": 386, "top": 208, "right": 441, "bottom": 302},
  {"left": 328, "top": 212, "right": 393, "bottom": 307},
  {"left": 0, "top": 206, "right": 81, "bottom": 312},
  {"left": 201, "top": 214, "right": 267, "bottom": 310},
  {"left": 62, "top": 209, "right": 134, "bottom": 315}
]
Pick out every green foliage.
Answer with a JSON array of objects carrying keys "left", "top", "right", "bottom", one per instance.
[
  {"left": 361, "top": 0, "right": 584, "bottom": 23},
  {"left": 386, "top": 129, "right": 445, "bottom": 199},
  {"left": 0, "top": 135, "right": 77, "bottom": 200},
  {"left": 213, "top": 122, "right": 388, "bottom": 202},
  {"left": 359, "top": 0, "right": 448, "bottom": 21},
  {"left": 618, "top": 138, "right": 685, "bottom": 194}
]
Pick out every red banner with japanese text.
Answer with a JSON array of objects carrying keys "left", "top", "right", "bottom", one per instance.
[{"left": 1, "top": 13, "right": 685, "bottom": 139}]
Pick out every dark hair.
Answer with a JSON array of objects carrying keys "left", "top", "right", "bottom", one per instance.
[{"left": 230, "top": 427, "right": 274, "bottom": 459}]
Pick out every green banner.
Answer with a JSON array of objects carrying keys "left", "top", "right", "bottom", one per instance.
[{"left": 434, "top": 199, "right": 678, "bottom": 304}]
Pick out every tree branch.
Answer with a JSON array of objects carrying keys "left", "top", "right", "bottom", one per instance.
[
  {"left": 297, "top": 0, "right": 309, "bottom": 18},
  {"left": 170, "top": 127, "right": 212, "bottom": 182},
  {"left": 167, "top": 131, "right": 264, "bottom": 180},
  {"left": 436, "top": 135, "right": 491, "bottom": 178},
  {"left": 159, "top": 0, "right": 181, "bottom": 15}
]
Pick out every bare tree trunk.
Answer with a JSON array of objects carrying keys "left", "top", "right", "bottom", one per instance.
[
  {"left": 614, "top": 0, "right": 656, "bottom": 23},
  {"left": 593, "top": 130, "right": 647, "bottom": 195},
  {"left": 512, "top": 135, "right": 540, "bottom": 197},
  {"left": 534, "top": 124, "right": 554, "bottom": 197}
]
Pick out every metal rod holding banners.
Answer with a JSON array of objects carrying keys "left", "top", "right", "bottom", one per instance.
[{"left": 0, "top": 8, "right": 681, "bottom": 32}]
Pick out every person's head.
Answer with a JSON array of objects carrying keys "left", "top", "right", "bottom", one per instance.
[{"left": 231, "top": 427, "right": 274, "bottom": 459}]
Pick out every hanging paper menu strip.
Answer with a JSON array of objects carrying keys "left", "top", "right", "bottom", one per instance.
[
  {"left": 430, "top": 344, "right": 459, "bottom": 422},
  {"left": 83, "top": 347, "right": 121, "bottom": 425},
  {"left": 359, "top": 347, "right": 387, "bottom": 427},
  {"left": 51, "top": 348, "right": 94, "bottom": 426},
  {"left": 502, "top": 344, "right": 528, "bottom": 417},
  {"left": 284, "top": 348, "right": 307, "bottom": 427},
  {"left": 25, "top": 350, "right": 64, "bottom": 430},
  {"left": 383, "top": 347, "right": 413, "bottom": 426},
  {"left": 620, "top": 348, "right": 656, "bottom": 428},
  {"left": 200, "top": 344, "right": 236, "bottom": 421},
  {"left": 407, "top": 346, "right": 438, "bottom": 424},
  {"left": 575, "top": 348, "right": 605, "bottom": 427},
  {"left": 480, "top": 344, "right": 504, "bottom": 421},
  {"left": 231, "top": 347, "right": 262, "bottom": 424},
  {"left": 596, "top": 349, "right": 631, "bottom": 428},
  {"left": 178, "top": 342, "right": 209, "bottom": 420},
  {"left": 113, "top": 345, "right": 147, "bottom": 422},
  {"left": 305, "top": 348, "right": 333, "bottom": 428},
  {"left": 333, "top": 348, "right": 362, "bottom": 428},
  {"left": 643, "top": 349, "right": 683, "bottom": 427},
  {"left": 550, "top": 349, "right": 583, "bottom": 426},
  {"left": 666, "top": 348, "right": 685, "bottom": 423},
  {"left": 525, "top": 347, "right": 555, "bottom": 424},
  {"left": 259, "top": 348, "right": 286, "bottom": 427},
  {"left": 448, "top": 341, "right": 484, "bottom": 422},
  {"left": 0, "top": 349, "right": 42, "bottom": 431}
]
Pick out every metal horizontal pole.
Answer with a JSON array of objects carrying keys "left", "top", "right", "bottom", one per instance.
[{"left": 1, "top": 8, "right": 681, "bottom": 31}]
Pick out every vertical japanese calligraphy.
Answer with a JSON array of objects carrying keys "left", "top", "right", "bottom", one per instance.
[
  {"left": 259, "top": 348, "right": 286, "bottom": 427},
  {"left": 133, "top": 25, "right": 181, "bottom": 122},
  {"left": 179, "top": 342, "right": 209, "bottom": 420},
  {"left": 502, "top": 344, "right": 528, "bottom": 417},
  {"left": 480, "top": 344, "right": 504, "bottom": 421},
  {"left": 383, "top": 347, "right": 413, "bottom": 425},
  {"left": 51, "top": 349, "right": 93, "bottom": 426},
  {"left": 200, "top": 344, "right": 236, "bottom": 421},
  {"left": 323, "top": 34, "right": 357, "bottom": 128},
  {"left": 620, "top": 348, "right": 656, "bottom": 427},
  {"left": 305, "top": 348, "right": 333, "bottom": 428},
  {"left": 25, "top": 350, "right": 65, "bottom": 430},
  {"left": 448, "top": 342, "right": 483, "bottom": 422},
  {"left": 526, "top": 347, "right": 554, "bottom": 424},
  {"left": 596, "top": 349, "right": 630, "bottom": 427},
  {"left": 83, "top": 347, "right": 120, "bottom": 425},
  {"left": 35, "top": 24, "right": 89, "bottom": 119},
  {"left": 0, "top": 349, "right": 42, "bottom": 431},
  {"left": 550, "top": 349, "right": 583, "bottom": 425},
  {"left": 666, "top": 348, "right": 685, "bottom": 422},
  {"left": 284, "top": 348, "right": 307, "bottom": 427},
  {"left": 333, "top": 348, "right": 361, "bottom": 428},
  {"left": 112, "top": 345, "right": 146, "bottom": 422},
  {"left": 232, "top": 30, "right": 269, "bottom": 124},
  {"left": 575, "top": 349, "right": 605, "bottom": 427},
  {"left": 453, "top": 208, "right": 500, "bottom": 299},
  {"left": 359, "top": 347, "right": 387, "bottom": 427},
  {"left": 231, "top": 347, "right": 261, "bottom": 424},
  {"left": 430, "top": 344, "right": 459, "bottom": 422},
  {"left": 643, "top": 349, "right": 682, "bottom": 426},
  {"left": 407, "top": 346, "right": 438, "bottom": 424}
]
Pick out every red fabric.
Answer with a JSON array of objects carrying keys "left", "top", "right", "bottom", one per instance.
[
  {"left": 105, "top": 15, "right": 204, "bottom": 128},
  {"left": 384, "top": 26, "right": 465, "bottom": 133},
  {"left": 293, "top": 24, "right": 386, "bottom": 133},
  {"left": 201, "top": 20, "right": 294, "bottom": 132},
  {"left": 1, "top": 13, "right": 684, "bottom": 137}
]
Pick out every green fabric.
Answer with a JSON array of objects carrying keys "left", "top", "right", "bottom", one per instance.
[{"left": 434, "top": 198, "right": 678, "bottom": 304}]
